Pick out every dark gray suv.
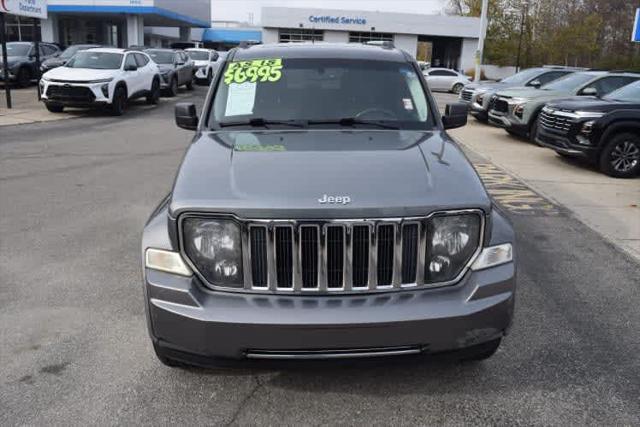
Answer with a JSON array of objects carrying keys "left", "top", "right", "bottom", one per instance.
[
  {"left": 142, "top": 43, "right": 517, "bottom": 367},
  {"left": 144, "top": 48, "right": 194, "bottom": 96}
]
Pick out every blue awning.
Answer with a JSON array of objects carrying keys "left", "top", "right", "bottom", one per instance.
[
  {"left": 48, "top": 5, "right": 210, "bottom": 28},
  {"left": 202, "top": 28, "right": 262, "bottom": 43}
]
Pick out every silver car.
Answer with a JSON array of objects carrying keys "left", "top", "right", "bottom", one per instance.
[{"left": 424, "top": 68, "right": 471, "bottom": 94}]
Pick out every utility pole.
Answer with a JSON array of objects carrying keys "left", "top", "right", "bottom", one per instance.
[
  {"left": 1, "top": 12, "right": 12, "bottom": 109},
  {"left": 474, "top": 0, "right": 488, "bottom": 82},
  {"left": 515, "top": 1, "right": 529, "bottom": 72}
]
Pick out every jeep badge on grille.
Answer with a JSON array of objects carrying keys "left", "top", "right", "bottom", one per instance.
[{"left": 318, "top": 194, "right": 351, "bottom": 205}]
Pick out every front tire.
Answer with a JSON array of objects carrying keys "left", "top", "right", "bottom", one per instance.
[
  {"left": 452, "top": 83, "right": 464, "bottom": 94},
  {"left": 599, "top": 133, "right": 640, "bottom": 178},
  {"left": 146, "top": 78, "right": 160, "bottom": 105},
  {"left": 44, "top": 102, "right": 64, "bottom": 113},
  {"left": 110, "top": 86, "right": 127, "bottom": 116},
  {"left": 529, "top": 116, "right": 541, "bottom": 145},
  {"left": 167, "top": 77, "right": 178, "bottom": 97}
]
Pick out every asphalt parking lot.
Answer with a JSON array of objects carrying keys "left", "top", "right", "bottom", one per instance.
[{"left": 1, "top": 86, "right": 639, "bottom": 425}]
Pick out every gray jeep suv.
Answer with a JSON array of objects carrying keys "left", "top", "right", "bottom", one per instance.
[{"left": 142, "top": 43, "right": 517, "bottom": 367}]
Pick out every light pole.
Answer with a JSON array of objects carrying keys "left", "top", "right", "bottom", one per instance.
[{"left": 474, "top": 0, "right": 488, "bottom": 82}]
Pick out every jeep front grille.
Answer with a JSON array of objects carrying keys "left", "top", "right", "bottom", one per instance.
[{"left": 220, "top": 213, "right": 483, "bottom": 294}]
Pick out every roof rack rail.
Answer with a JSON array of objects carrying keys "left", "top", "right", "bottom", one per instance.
[
  {"left": 238, "top": 40, "right": 260, "bottom": 49},
  {"left": 364, "top": 40, "right": 395, "bottom": 49},
  {"left": 542, "top": 65, "right": 588, "bottom": 70},
  {"left": 607, "top": 69, "right": 640, "bottom": 74}
]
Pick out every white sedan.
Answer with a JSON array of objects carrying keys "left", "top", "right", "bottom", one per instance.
[{"left": 423, "top": 68, "right": 471, "bottom": 94}]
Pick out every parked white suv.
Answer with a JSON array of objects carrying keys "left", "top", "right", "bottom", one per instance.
[
  {"left": 185, "top": 48, "right": 218, "bottom": 84},
  {"left": 40, "top": 48, "right": 160, "bottom": 115}
]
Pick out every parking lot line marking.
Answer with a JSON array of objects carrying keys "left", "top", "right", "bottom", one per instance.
[{"left": 473, "top": 162, "right": 560, "bottom": 216}]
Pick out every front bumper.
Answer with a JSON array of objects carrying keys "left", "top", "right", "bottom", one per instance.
[
  {"left": 40, "top": 80, "right": 112, "bottom": 107},
  {"left": 469, "top": 101, "right": 489, "bottom": 121},
  {"left": 488, "top": 110, "right": 529, "bottom": 135},
  {"left": 146, "top": 264, "right": 515, "bottom": 361},
  {"left": 536, "top": 127, "right": 597, "bottom": 158}
]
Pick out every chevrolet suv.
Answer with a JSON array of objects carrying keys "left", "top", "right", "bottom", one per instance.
[
  {"left": 488, "top": 71, "right": 640, "bottom": 142},
  {"left": 141, "top": 43, "right": 517, "bottom": 367},
  {"left": 460, "top": 66, "right": 579, "bottom": 122},
  {"left": 537, "top": 80, "right": 640, "bottom": 178},
  {"left": 40, "top": 48, "right": 160, "bottom": 115},
  {"left": 145, "top": 48, "right": 194, "bottom": 96}
]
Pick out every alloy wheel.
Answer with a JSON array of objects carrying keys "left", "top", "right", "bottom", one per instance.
[{"left": 610, "top": 140, "right": 640, "bottom": 173}]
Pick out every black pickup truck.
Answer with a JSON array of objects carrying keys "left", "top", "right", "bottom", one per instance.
[{"left": 536, "top": 81, "right": 640, "bottom": 178}]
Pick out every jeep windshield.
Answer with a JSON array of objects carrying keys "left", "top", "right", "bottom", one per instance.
[
  {"left": 210, "top": 58, "right": 433, "bottom": 130},
  {"left": 66, "top": 52, "right": 123, "bottom": 70}
]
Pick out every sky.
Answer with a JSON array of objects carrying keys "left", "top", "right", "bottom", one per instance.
[{"left": 211, "top": 0, "right": 448, "bottom": 25}]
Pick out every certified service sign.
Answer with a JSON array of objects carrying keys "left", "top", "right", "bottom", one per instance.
[{"left": 1, "top": 0, "right": 48, "bottom": 19}]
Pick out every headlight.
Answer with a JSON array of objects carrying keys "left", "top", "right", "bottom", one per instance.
[
  {"left": 476, "top": 94, "right": 484, "bottom": 104},
  {"left": 580, "top": 120, "right": 595, "bottom": 135},
  {"left": 574, "top": 111, "right": 605, "bottom": 119},
  {"left": 182, "top": 218, "right": 244, "bottom": 287},
  {"left": 40, "top": 75, "right": 50, "bottom": 82},
  {"left": 514, "top": 103, "right": 525, "bottom": 118},
  {"left": 425, "top": 213, "right": 482, "bottom": 283},
  {"left": 87, "top": 78, "right": 113, "bottom": 84}
]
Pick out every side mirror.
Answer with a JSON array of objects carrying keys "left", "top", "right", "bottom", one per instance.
[
  {"left": 124, "top": 64, "right": 137, "bottom": 72},
  {"left": 442, "top": 103, "right": 468, "bottom": 130},
  {"left": 581, "top": 87, "right": 598, "bottom": 96},
  {"left": 528, "top": 80, "right": 541, "bottom": 88},
  {"left": 212, "top": 52, "right": 219, "bottom": 61},
  {"left": 175, "top": 103, "right": 198, "bottom": 130}
]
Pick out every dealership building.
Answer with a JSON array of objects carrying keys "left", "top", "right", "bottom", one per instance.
[
  {"left": 261, "top": 7, "right": 482, "bottom": 71},
  {"left": 5, "top": 0, "right": 210, "bottom": 48}
]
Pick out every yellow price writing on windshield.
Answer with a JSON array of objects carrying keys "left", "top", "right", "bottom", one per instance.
[{"left": 224, "top": 59, "right": 283, "bottom": 84}]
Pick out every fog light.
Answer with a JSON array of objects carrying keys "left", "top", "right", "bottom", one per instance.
[{"left": 101, "top": 84, "right": 109, "bottom": 98}]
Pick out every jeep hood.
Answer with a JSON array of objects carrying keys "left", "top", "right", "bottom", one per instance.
[
  {"left": 169, "top": 130, "right": 491, "bottom": 219},
  {"left": 43, "top": 67, "right": 118, "bottom": 81}
]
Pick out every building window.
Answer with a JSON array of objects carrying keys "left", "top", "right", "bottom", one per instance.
[
  {"left": 348, "top": 32, "right": 393, "bottom": 44},
  {"left": 4, "top": 15, "right": 41, "bottom": 42},
  {"left": 278, "top": 28, "right": 323, "bottom": 43}
]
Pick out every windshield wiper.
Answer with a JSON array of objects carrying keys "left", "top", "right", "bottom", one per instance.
[
  {"left": 308, "top": 117, "right": 400, "bottom": 130},
  {"left": 218, "top": 118, "right": 307, "bottom": 128}
]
